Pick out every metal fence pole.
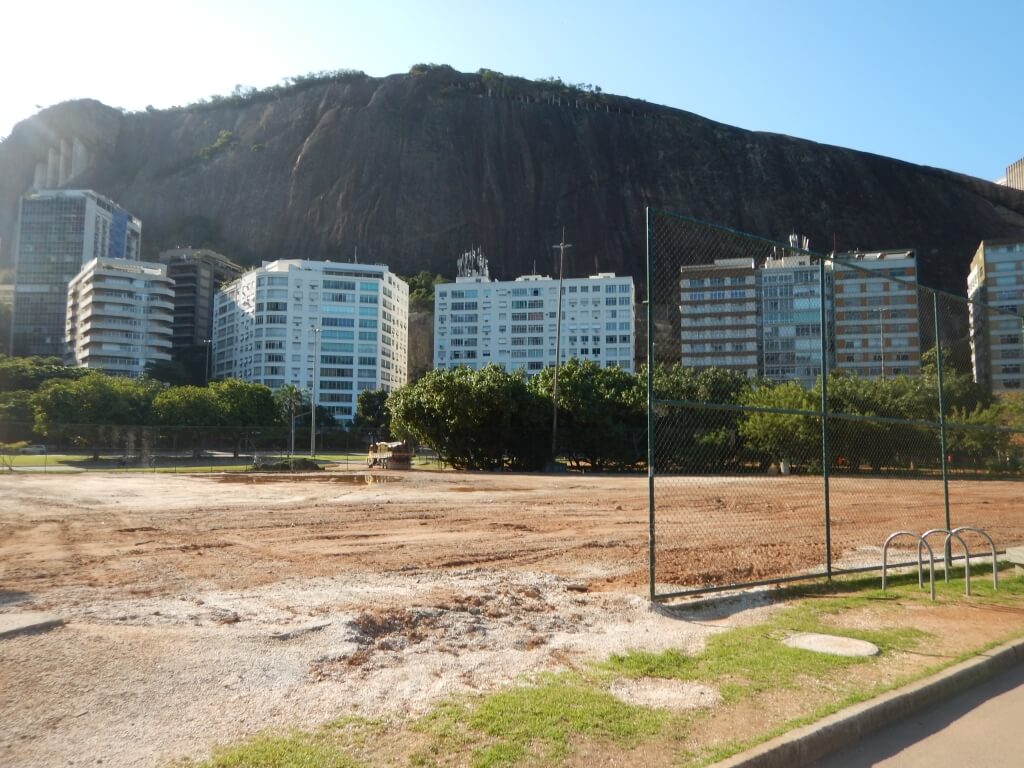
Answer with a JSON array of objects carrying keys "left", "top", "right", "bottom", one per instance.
[
  {"left": 933, "top": 292, "right": 952, "bottom": 570},
  {"left": 646, "top": 207, "right": 657, "bottom": 601},
  {"left": 819, "top": 257, "right": 832, "bottom": 581}
]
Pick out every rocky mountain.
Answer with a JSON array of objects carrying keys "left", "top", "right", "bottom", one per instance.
[{"left": 2, "top": 65, "right": 1023, "bottom": 296}]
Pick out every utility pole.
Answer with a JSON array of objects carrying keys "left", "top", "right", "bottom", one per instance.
[
  {"left": 203, "top": 339, "right": 212, "bottom": 385},
  {"left": 309, "top": 326, "right": 321, "bottom": 457},
  {"left": 550, "top": 228, "right": 572, "bottom": 467},
  {"left": 874, "top": 308, "right": 886, "bottom": 381}
]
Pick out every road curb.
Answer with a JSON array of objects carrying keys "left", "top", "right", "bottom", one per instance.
[{"left": 708, "top": 635, "right": 1024, "bottom": 768}]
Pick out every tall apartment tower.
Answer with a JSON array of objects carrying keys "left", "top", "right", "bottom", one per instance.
[
  {"left": 157, "top": 248, "right": 243, "bottom": 351},
  {"left": 760, "top": 252, "right": 830, "bottom": 387},
  {"left": 832, "top": 250, "right": 921, "bottom": 379},
  {"left": 11, "top": 189, "right": 142, "bottom": 356},
  {"left": 968, "top": 240, "right": 1024, "bottom": 393},
  {"left": 65, "top": 258, "right": 175, "bottom": 376},
  {"left": 678, "top": 259, "right": 759, "bottom": 377},
  {"left": 433, "top": 269, "right": 634, "bottom": 376},
  {"left": 213, "top": 260, "right": 409, "bottom": 422}
]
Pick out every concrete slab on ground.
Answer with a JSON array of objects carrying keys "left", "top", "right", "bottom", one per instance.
[
  {"left": 784, "top": 633, "right": 879, "bottom": 657},
  {"left": 1004, "top": 546, "right": 1024, "bottom": 565},
  {"left": 0, "top": 613, "right": 64, "bottom": 640}
]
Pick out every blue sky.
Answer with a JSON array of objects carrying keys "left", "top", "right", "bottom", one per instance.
[{"left": 3, "top": 0, "right": 1020, "bottom": 180}]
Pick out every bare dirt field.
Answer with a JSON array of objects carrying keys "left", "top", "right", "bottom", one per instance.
[{"left": 0, "top": 470, "right": 1022, "bottom": 767}]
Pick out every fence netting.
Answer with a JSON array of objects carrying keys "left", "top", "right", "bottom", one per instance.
[
  {"left": 646, "top": 209, "right": 1024, "bottom": 599},
  {"left": 0, "top": 423, "right": 422, "bottom": 472}
]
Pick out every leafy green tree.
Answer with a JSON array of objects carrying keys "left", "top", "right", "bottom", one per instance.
[
  {"left": 402, "top": 271, "right": 449, "bottom": 313},
  {"left": 152, "top": 385, "right": 222, "bottom": 457},
  {"left": 738, "top": 381, "right": 819, "bottom": 469},
  {"left": 32, "top": 374, "right": 161, "bottom": 459},
  {"left": 643, "top": 364, "right": 753, "bottom": 471},
  {"left": 388, "top": 365, "right": 550, "bottom": 470},
  {"left": 274, "top": 384, "right": 308, "bottom": 455},
  {"left": 0, "top": 355, "right": 89, "bottom": 391},
  {"left": 209, "top": 379, "right": 279, "bottom": 457},
  {"left": 946, "top": 404, "right": 1012, "bottom": 471},
  {"left": 0, "top": 390, "right": 36, "bottom": 441},
  {"left": 529, "top": 360, "right": 645, "bottom": 470},
  {"left": 352, "top": 388, "right": 391, "bottom": 438}
]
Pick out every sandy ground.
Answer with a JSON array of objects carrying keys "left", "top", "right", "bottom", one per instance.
[{"left": 0, "top": 470, "right": 1021, "bottom": 767}]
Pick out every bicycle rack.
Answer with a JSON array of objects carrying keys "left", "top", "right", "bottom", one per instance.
[
  {"left": 952, "top": 526, "right": 999, "bottom": 590},
  {"left": 883, "top": 531, "right": 936, "bottom": 601},
  {"left": 920, "top": 529, "right": 971, "bottom": 595}
]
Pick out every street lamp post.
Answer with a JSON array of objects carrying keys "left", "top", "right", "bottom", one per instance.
[
  {"left": 309, "top": 326, "right": 321, "bottom": 457},
  {"left": 203, "top": 339, "right": 212, "bottom": 384},
  {"left": 550, "top": 228, "right": 572, "bottom": 467},
  {"left": 872, "top": 308, "right": 886, "bottom": 381}
]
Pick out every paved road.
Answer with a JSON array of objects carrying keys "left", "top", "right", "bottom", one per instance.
[{"left": 810, "top": 663, "right": 1024, "bottom": 767}]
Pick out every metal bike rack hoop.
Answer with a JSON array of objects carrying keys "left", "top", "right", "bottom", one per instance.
[
  {"left": 883, "top": 531, "right": 936, "bottom": 601},
  {"left": 952, "top": 526, "right": 999, "bottom": 590}
]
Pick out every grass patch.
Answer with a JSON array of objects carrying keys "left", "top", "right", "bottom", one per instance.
[
  {"left": 601, "top": 598, "right": 926, "bottom": 702},
  {"left": 468, "top": 674, "right": 667, "bottom": 763},
  {"left": 196, "top": 732, "right": 360, "bottom": 767},
  {"left": 411, "top": 675, "right": 668, "bottom": 767}
]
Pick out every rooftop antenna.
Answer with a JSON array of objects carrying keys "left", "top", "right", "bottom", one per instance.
[
  {"left": 457, "top": 246, "right": 489, "bottom": 279},
  {"left": 354, "top": 246, "right": 358, "bottom": 264}
]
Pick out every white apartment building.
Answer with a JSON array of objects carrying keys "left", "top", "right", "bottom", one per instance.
[
  {"left": 12, "top": 189, "right": 142, "bottom": 356},
  {"left": 679, "top": 258, "right": 759, "bottom": 377},
  {"left": 832, "top": 250, "right": 921, "bottom": 379},
  {"left": 65, "top": 258, "right": 174, "bottom": 377},
  {"left": 434, "top": 272, "right": 634, "bottom": 375},
  {"left": 212, "top": 260, "right": 409, "bottom": 421},
  {"left": 968, "top": 240, "right": 1024, "bottom": 393}
]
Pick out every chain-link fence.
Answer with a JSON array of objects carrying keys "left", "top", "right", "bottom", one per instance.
[
  {"left": 0, "top": 423, "right": 430, "bottom": 473},
  {"left": 646, "top": 209, "right": 1024, "bottom": 599}
]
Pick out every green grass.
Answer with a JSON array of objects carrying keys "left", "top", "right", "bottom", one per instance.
[
  {"left": 467, "top": 673, "right": 667, "bottom": 765},
  {"left": 5, "top": 453, "right": 90, "bottom": 467},
  {"left": 196, "top": 733, "right": 361, "bottom": 768},
  {"left": 600, "top": 596, "right": 926, "bottom": 703}
]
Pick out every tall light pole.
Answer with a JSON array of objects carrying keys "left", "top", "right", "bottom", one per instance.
[
  {"left": 203, "top": 339, "right": 212, "bottom": 384},
  {"left": 550, "top": 228, "right": 572, "bottom": 466},
  {"left": 872, "top": 308, "right": 886, "bottom": 381},
  {"left": 309, "top": 325, "right": 321, "bottom": 457}
]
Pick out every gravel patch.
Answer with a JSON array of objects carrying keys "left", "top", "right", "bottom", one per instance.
[{"left": 0, "top": 568, "right": 773, "bottom": 768}]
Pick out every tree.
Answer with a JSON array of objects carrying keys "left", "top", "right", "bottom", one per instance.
[
  {"left": 738, "top": 381, "right": 819, "bottom": 469},
  {"left": 0, "top": 355, "right": 89, "bottom": 392},
  {"left": 388, "top": 365, "right": 550, "bottom": 471},
  {"left": 32, "top": 374, "right": 161, "bottom": 459},
  {"left": 402, "top": 271, "right": 449, "bottom": 313},
  {"left": 152, "top": 386, "right": 222, "bottom": 457},
  {"left": 0, "top": 390, "right": 36, "bottom": 441},
  {"left": 643, "top": 364, "right": 753, "bottom": 471},
  {"left": 274, "top": 384, "right": 307, "bottom": 455},
  {"left": 209, "top": 379, "right": 278, "bottom": 457},
  {"left": 529, "top": 360, "right": 645, "bottom": 470},
  {"left": 352, "top": 388, "right": 391, "bottom": 438}
]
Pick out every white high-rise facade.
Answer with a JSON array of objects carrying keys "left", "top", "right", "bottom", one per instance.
[
  {"left": 434, "top": 272, "right": 635, "bottom": 375},
  {"left": 65, "top": 258, "right": 174, "bottom": 377},
  {"left": 212, "top": 260, "right": 409, "bottom": 422}
]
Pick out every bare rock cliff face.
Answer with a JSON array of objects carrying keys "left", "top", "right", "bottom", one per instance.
[{"left": 2, "top": 67, "right": 1024, "bottom": 295}]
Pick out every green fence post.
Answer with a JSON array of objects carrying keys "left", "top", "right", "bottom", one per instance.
[
  {"left": 646, "top": 207, "right": 657, "bottom": 602},
  {"left": 819, "top": 257, "right": 832, "bottom": 581},
  {"left": 933, "top": 292, "right": 952, "bottom": 570}
]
